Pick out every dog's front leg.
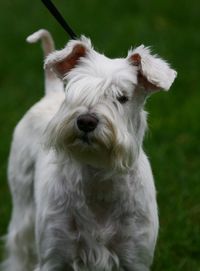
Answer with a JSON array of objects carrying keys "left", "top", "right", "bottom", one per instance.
[
  {"left": 34, "top": 189, "right": 75, "bottom": 271},
  {"left": 34, "top": 155, "right": 76, "bottom": 271}
]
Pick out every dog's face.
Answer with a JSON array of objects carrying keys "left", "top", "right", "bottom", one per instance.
[{"left": 45, "top": 37, "right": 176, "bottom": 171}]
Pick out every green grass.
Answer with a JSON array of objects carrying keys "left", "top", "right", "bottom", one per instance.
[{"left": 0, "top": 0, "right": 200, "bottom": 270}]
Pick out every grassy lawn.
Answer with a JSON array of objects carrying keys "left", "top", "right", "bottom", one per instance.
[{"left": 0, "top": 0, "right": 200, "bottom": 270}]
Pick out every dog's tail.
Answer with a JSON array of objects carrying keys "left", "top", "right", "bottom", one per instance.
[{"left": 26, "top": 29, "right": 63, "bottom": 95}]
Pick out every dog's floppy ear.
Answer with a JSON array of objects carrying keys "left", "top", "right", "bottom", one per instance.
[
  {"left": 45, "top": 36, "right": 92, "bottom": 79},
  {"left": 128, "top": 45, "right": 177, "bottom": 92}
]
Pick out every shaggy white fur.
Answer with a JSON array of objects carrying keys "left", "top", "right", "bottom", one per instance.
[{"left": 1, "top": 29, "right": 177, "bottom": 271}]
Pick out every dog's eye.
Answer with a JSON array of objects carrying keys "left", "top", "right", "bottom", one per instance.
[{"left": 117, "top": 95, "right": 129, "bottom": 104}]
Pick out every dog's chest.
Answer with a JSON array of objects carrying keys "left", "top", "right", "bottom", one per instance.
[
  {"left": 83, "top": 179, "right": 117, "bottom": 222},
  {"left": 68, "top": 178, "right": 130, "bottom": 270}
]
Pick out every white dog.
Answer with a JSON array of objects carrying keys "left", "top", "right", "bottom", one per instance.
[{"left": 1, "top": 29, "right": 177, "bottom": 271}]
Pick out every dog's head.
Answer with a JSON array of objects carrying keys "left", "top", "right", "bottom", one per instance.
[{"left": 45, "top": 37, "right": 177, "bottom": 171}]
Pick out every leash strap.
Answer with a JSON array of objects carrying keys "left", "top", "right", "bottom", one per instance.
[{"left": 41, "top": 0, "right": 78, "bottom": 39}]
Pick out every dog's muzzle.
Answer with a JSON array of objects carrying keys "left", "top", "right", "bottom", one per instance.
[{"left": 77, "top": 114, "right": 99, "bottom": 133}]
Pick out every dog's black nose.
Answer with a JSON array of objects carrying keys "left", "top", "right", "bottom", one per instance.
[{"left": 77, "top": 114, "right": 99, "bottom": 133}]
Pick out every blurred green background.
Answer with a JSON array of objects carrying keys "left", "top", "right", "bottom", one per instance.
[{"left": 0, "top": 0, "right": 199, "bottom": 270}]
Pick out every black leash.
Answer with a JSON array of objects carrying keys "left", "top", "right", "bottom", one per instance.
[{"left": 41, "top": 0, "right": 78, "bottom": 39}]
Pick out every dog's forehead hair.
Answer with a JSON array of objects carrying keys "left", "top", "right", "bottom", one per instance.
[
  {"left": 82, "top": 50, "right": 137, "bottom": 83},
  {"left": 65, "top": 50, "right": 138, "bottom": 103}
]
